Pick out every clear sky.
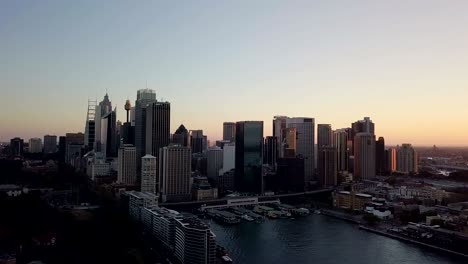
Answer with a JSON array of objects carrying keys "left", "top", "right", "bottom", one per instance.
[{"left": 1, "top": 0, "right": 468, "bottom": 146}]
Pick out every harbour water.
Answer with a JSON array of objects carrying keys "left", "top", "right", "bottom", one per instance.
[{"left": 209, "top": 214, "right": 466, "bottom": 264}]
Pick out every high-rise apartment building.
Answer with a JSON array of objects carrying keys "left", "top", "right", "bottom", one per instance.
[
  {"left": 235, "top": 121, "right": 263, "bottom": 194},
  {"left": 174, "top": 217, "right": 216, "bottom": 264},
  {"left": 43, "top": 135, "right": 57, "bottom": 154},
  {"left": 159, "top": 145, "right": 192, "bottom": 202},
  {"left": 145, "top": 102, "right": 171, "bottom": 157},
  {"left": 354, "top": 133, "right": 376, "bottom": 181},
  {"left": 141, "top": 154, "right": 157, "bottom": 193},
  {"left": 223, "top": 122, "right": 236, "bottom": 142},
  {"left": 118, "top": 144, "right": 137, "bottom": 185},
  {"left": 28, "top": 138, "right": 42, "bottom": 153},
  {"left": 396, "top": 144, "right": 418, "bottom": 174}
]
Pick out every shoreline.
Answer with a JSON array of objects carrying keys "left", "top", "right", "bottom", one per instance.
[{"left": 320, "top": 209, "right": 468, "bottom": 259}]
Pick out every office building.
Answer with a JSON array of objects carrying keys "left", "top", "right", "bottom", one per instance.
[
  {"left": 354, "top": 133, "right": 376, "bottom": 181},
  {"left": 84, "top": 99, "right": 96, "bottom": 151},
  {"left": 223, "top": 122, "right": 236, "bottom": 142},
  {"left": 43, "top": 135, "right": 57, "bottom": 154},
  {"left": 28, "top": 138, "right": 42, "bottom": 153},
  {"left": 190, "top": 130, "right": 205, "bottom": 154},
  {"left": 396, "top": 144, "right": 418, "bottom": 174},
  {"left": 94, "top": 93, "right": 113, "bottom": 151},
  {"left": 100, "top": 109, "right": 117, "bottom": 157},
  {"left": 318, "top": 146, "right": 337, "bottom": 186},
  {"left": 281, "top": 127, "right": 296, "bottom": 158},
  {"left": 333, "top": 129, "right": 349, "bottom": 173},
  {"left": 159, "top": 145, "right": 192, "bottom": 202},
  {"left": 207, "top": 147, "right": 223, "bottom": 179},
  {"left": 275, "top": 157, "right": 305, "bottom": 192},
  {"left": 85, "top": 152, "right": 111, "bottom": 181},
  {"left": 141, "top": 154, "right": 157, "bottom": 193},
  {"left": 235, "top": 121, "right": 263, "bottom": 194},
  {"left": 351, "top": 117, "right": 375, "bottom": 154},
  {"left": 273, "top": 116, "right": 288, "bottom": 158},
  {"left": 220, "top": 142, "right": 235, "bottom": 175},
  {"left": 118, "top": 144, "right": 137, "bottom": 185},
  {"left": 10, "top": 137, "right": 24, "bottom": 157},
  {"left": 191, "top": 176, "right": 218, "bottom": 201},
  {"left": 145, "top": 102, "right": 171, "bottom": 157},
  {"left": 317, "top": 124, "right": 333, "bottom": 185},
  {"left": 263, "top": 136, "right": 277, "bottom": 167},
  {"left": 58, "top": 136, "right": 66, "bottom": 161},
  {"left": 376, "top": 137, "right": 386, "bottom": 175},
  {"left": 135, "top": 89, "right": 157, "bottom": 169},
  {"left": 386, "top": 147, "right": 397, "bottom": 173},
  {"left": 65, "top": 133, "right": 84, "bottom": 165},
  {"left": 286, "top": 117, "right": 315, "bottom": 184},
  {"left": 172, "top": 124, "right": 190, "bottom": 147}
]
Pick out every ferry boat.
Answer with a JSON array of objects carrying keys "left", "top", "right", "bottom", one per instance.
[
  {"left": 241, "top": 214, "right": 254, "bottom": 222},
  {"left": 293, "top": 208, "right": 310, "bottom": 216}
]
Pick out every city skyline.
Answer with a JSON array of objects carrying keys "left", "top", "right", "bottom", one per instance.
[{"left": 2, "top": 1, "right": 468, "bottom": 146}]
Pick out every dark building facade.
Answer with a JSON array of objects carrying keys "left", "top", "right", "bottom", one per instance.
[
  {"left": 190, "top": 130, "right": 205, "bottom": 154},
  {"left": 145, "top": 102, "right": 171, "bottom": 157},
  {"left": 101, "top": 110, "right": 117, "bottom": 157},
  {"left": 172, "top": 124, "right": 190, "bottom": 147},
  {"left": 263, "top": 136, "right": 277, "bottom": 167},
  {"left": 134, "top": 89, "right": 157, "bottom": 170},
  {"left": 318, "top": 146, "right": 337, "bottom": 186},
  {"left": 235, "top": 121, "right": 263, "bottom": 194},
  {"left": 275, "top": 157, "right": 305, "bottom": 192},
  {"left": 9, "top": 137, "right": 24, "bottom": 157},
  {"left": 376, "top": 137, "right": 386, "bottom": 175},
  {"left": 222, "top": 122, "right": 236, "bottom": 142}
]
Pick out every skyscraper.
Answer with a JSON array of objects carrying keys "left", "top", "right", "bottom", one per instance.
[
  {"left": 65, "top": 133, "right": 84, "bottom": 165},
  {"left": 318, "top": 146, "right": 337, "bottom": 186},
  {"left": 84, "top": 99, "right": 96, "bottom": 151},
  {"left": 118, "top": 144, "right": 137, "bottom": 185},
  {"left": 220, "top": 142, "right": 235, "bottom": 175},
  {"left": 190, "top": 130, "right": 205, "bottom": 154},
  {"left": 286, "top": 117, "right": 315, "bottom": 185},
  {"left": 396, "top": 144, "right": 418, "bottom": 174},
  {"left": 351, "top": 117, "right": 375, "bottom": 154},
  {"left": 235, "top": 121, "right": 263, "bottom": 194},
  {"left": 317, "top": 124, "right": 333, "bottom": 186},
  {"left": 101, "top": 109, "right": 117, "bottom": 157},
  {"left": 354, "top": 133, "right": 376, "bottom": 181},
  {"left": 333, "top": 129, "right": 349, "bottom": 173},
  {"left": 263, "top": 136, "right": 277, "bottom": 167},
  {"left": 43, "top": 135, "right": 57, "bottom": 154},
  {"left": 273, "top": 116, "right": 287, "bottom": 158},
  {"left": 282, "top": 127, "right": 297, "bottom": 158},
  {"left": 94, "top": 93, "right": 112, "bottom": 151},
  {"left": 28, "top": 138, "right": 42, "bottom": 153},
  {"left": 375, "top": 137, "right": 386, "bottom": 175},
  {"left": 174, "top": 217, "right": 216, "bottom": 264},
  {"left": 141, "top": 154, "right": 157, "bottom": 193},
  {"left": 223, "top": 122, "right": 236, "bottom": 142},
  {"left": 207, "top": 147, "right": 223, "bottom": 179},
  {"left": 159, "top": 145, "right": 192, "bottom": 202},
  {"left": 172, "top": 124, "right": 189, "bottom": 147},
  {"left": 10, "top": 137, "right": 24, "bottom": 157},
  {"left": 386, "top": 147, "right": 397, "bottom": 173},
  {"left": 135, "top": 89, "right": 157, "bottom": 169},
  {"left": 145, "top": 102, "right": 171, "bottom": 157}
]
